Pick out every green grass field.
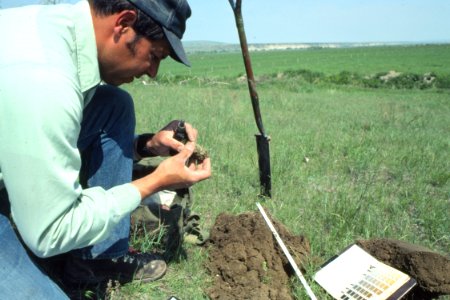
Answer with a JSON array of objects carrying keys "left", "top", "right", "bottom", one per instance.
[
  {"left": 111, "top": 44, "right": 450, "bottom": 299},
  {"left": 158, "top": 44, "right": 450, "bottom": 78}
]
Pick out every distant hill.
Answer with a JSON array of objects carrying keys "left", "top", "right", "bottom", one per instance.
[
  {"left": 183, "top": 41, "right": 240, "bottom": 53},
  {"left": 183, "top": 40, "right": 449, "bottom": 53}
]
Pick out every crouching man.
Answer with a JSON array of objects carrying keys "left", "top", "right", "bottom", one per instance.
[{"left": 0, "top": 0, "right": 211, "bottom": 298}]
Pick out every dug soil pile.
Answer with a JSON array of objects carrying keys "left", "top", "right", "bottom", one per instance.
[
  {"left": 204, "top": 210, "right": 450, "bottom": 300},
  {"left": 358, "top": 239, "right": 450, "bottom": 299},
  {"left": 205, "top": 211, "right": 310, "bottom": 300}
]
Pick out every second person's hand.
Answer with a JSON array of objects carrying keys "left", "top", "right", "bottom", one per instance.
[{"left": 145, "top": 120, "right": 197, "bottom": 157}]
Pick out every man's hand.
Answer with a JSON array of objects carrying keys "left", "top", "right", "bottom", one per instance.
[
  {"left": 132, "top": 141, "right": 211, "bottom": 198},
  {"left": 145, "top": 120, "right": 197, "bottom": 157}
]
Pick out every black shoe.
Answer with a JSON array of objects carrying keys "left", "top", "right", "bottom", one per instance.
[{"left": 64, "top": 251, "right": 167, "bottom": 285}]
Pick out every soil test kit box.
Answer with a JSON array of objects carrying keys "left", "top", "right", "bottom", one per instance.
[{"left": 314, "top": 244, "right": 417, "bottom": 300}]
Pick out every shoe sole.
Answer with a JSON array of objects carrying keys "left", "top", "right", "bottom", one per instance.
[{"left": 134, "top": 260, "right": 167, "bottom": 283}]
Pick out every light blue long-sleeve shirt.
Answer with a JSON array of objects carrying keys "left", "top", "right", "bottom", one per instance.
[{"left": 0, "top": 1, "right": 141, "bottom": 257}]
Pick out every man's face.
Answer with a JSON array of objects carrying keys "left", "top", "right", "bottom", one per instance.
[{"left": 99, "top": 30, "right": 171, "bottom": 86}]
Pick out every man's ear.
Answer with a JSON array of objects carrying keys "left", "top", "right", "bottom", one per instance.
[{"left": 112, "top": 10, "right": 138, "bottom": 39}]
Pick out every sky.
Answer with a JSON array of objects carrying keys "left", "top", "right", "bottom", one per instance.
[{"left": 1, "top": 0, "right": 449, "bottom": 44}]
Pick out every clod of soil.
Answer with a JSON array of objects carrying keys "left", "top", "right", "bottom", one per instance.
[
  {"left": 358, "top": 238, "right": 450, "bottom": 299},
  {"left": 189, "top": 144, "right": 209, "bottom": 165},
  {"left": 205, "top": 211, "right": 310, "bottom": 300}
]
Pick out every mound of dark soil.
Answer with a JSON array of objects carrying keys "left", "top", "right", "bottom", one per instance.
[
  {"left": 358, "top": 239, "right": 450, "bottom": 299},
  {"left": 204, "top": 210, "right": 449, "bottom": 300},
  {"left": 205, "top": 210, "right": 310, "bottom": 300}
]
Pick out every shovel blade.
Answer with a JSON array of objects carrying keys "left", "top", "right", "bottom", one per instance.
[{"left": 255, "top": 134, "right": 271, "bottom": 198}]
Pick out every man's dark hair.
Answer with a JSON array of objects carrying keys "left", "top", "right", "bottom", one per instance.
[{"left": 90, "top": 0, "right": 165, "bottom": 41}]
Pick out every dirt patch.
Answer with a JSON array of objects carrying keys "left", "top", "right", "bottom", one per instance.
[
  {"left": 358, "top": 239, "right": 450, "bottom": 299},
  {"left": 379, "top": 70, "right": 402, "bottom": 82},
  {"left": 205, "top": 210, "right": 310, "bottom": 300}
]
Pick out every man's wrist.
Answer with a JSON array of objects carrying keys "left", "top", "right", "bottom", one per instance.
[{"left": 132, "top": 171, "right": 162, "bottom": 199}]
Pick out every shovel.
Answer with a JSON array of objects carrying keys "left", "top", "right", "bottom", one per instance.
[{"left": 228, "top": 0, "right": 272, "bottom": 198}]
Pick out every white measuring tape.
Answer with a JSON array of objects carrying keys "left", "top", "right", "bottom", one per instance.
[{"left": 256, "top": 202, "right": 318, "bottom": 300}]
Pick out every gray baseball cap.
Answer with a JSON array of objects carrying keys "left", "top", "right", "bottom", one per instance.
[{"left": 127, "top": 0, "right": 191, "bottom": 67}]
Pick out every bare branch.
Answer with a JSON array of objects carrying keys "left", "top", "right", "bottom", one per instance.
[
  {"left": 235, "top": 0, "right": 242, "bottom": 11},
  {"left": 228, "top": 0, "right": 242, "bottom": 12}
]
